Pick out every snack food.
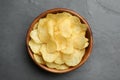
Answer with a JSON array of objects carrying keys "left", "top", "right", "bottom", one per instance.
[{"left": 28, "top": 12, "right": 89, "bottom": 70}]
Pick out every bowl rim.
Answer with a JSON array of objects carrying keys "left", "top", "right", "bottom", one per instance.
[{"left": 26, "top": 8, "right": 93, "bottom": 73}]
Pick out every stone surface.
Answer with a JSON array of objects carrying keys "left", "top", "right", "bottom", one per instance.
[{"left": 0, "top": 0, "right": 120, "bottom": 80}]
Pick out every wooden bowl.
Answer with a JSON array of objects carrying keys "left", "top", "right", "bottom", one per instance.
[{"left": 26, "top": 8, "right": 93, "bottom": 73}]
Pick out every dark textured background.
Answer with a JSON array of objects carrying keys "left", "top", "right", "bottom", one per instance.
[{"left": 0, "top": 0, "right": 120, "bottom": 80}]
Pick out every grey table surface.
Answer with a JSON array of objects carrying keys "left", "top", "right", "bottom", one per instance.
[{"left": 0, "top": 0, "right": 120, "bottom": 80}]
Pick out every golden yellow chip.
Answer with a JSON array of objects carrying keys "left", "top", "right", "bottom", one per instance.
[
  {"left": 61, "top": 39, "right": 74, "bottom": 54},
  {"left": 38, "top": 19, "right": 50, "bottom": 43},
  {"left": 40, "top": 44, "right": 59, "bottom": 63},
  {"left": 72, "top": 24, "right": 81, "bottom": 35},
  {"left": 54, "top": 33, "right": 67, "bottom": 51},
  {"left": 72, "top": 35, "right": 88, "bottom": 49},
  {"left": 84, "top": 42, "right": 89, "bottom": 48},
  {"left": 30, "top": 29, "right": 41, "bottom": 44},
  {"left": 79, "top": 49, "right": 85, "bottom": 61},
  {"left": 72, "top": 16, "right": 81, "bottom": 24},
  {"left": 58, "top": 18, "right": 72, "bottom": 38},
  {"left": 47, "top": 19, "right": 55, "bottom": 37},
  {"left": 46, "top": 13, "right": 57, "bottom": 21},
  {"left": 46, "top": 62, "right": 69, "bottom": 70},
  {"left": 63, "top": 49, "right": 85, "bottom": 66},
  {"left": 46, "top": 39, "right": 57, "bottom": 52},
  {"left": 34, "top": 54, "right": 45, "bottom": 64},
  {"left": 29, "top": 40, "right": 41, "bottom": 54},
  {"left": 80, "top": 24, "right": 87, "bottom": 31},
  {"left": 54, "top": 52, "right": 64, "bottom": 65},
  {"left": 33, "top": 22, "right": 38, "bottom": 29},
  {"left": 56, "top": 64, "right": 69, "bottom": 70}
]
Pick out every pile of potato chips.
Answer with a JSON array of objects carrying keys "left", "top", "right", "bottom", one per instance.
[{"left": 29, "top": 12, "right": 89, "bottom": 70}]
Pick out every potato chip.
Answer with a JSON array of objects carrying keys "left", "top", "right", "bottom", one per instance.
[
  {"left": 29, "top": 40, "right": 41, "bottom": 54},
  {"left": 84, "top": 42, "right": 89, "bottom": 48},
  {"left": 58, "top": 18, "right": 72, "bottom": 38},
  {"left": 40, "top": 44, "right": 59, "bottom": 63},
  {"left": 80, "top": 24, "right": 87, "bottom": 31},
  {"left": 72, "top": 16, "right": 81, "bottom": 24},
  {"left": 34, "top": 54, "right": 45, "bottom": 64},
  {"left": 46, "top": 62, "right": 69, "bottom": 70},
  {"left": 30, "top": 29, "right": 41, "bottom": 44},
  {"left": 54, "top": 52, "right": 64, "bottom": 65},
  {"left": 47, "top": 19, "right": 55, "bottom": 37},
  {"left": 56, "top": 64, "right": 69, "bottom": 70},
  {"left": 72, "top": 25, "right": 81, "bottom": 34},
  {"left": 79, "top": 49, "right": 85, "bottom": 62},
  {"left": 33, "top": 22, "right": 38, "bottom": 29},
  {"left": 46, "top": 13, "right": 57, "bottom": 21},
  {"left": 46, "top": 39, "right": 57, "bottom": 52},
  {"left": 63, "top": 49, "right": 85, "bottom": 66},
  {"left": 61, "top": 39, "right": 74, "bottom": 54},
  {"left": 38, "top": 18, "right": 47, "bottom": 27},
  {"left": 38, "top": 19, "right": 50, "bottom": 43},
  {"left": 72, "top": 35, "right": 88, "bottom": 49},
  {"left": 54, "top": 33, "right": 67, "bottom": 51}
]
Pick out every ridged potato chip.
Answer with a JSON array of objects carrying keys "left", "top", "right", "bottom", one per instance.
[
  {"left": 46, "top": 62, "right": 68, "bottom": 70},
  {"left": 40, "top": 44, "right": 59, "bottom": 63},
  {"left": 30, "top": 29, "right": 41, "bottom": 44},
  {"left": 29, "top": 40, "right": 41, "bottom": 54},
  {"left": 34, "top": 54, "right": 45, "bottom": 64}
]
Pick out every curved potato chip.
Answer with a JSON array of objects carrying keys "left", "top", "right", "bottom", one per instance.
[
  {"left": 58, "top": 18, "right": 72, "bottom": 38},
  {"left": 61, "top": 39, "right": 74, "bottom": 54},
  {"left": 80, "top": 24, "right": 87, "bottom": 31},
  {"left": 56, "top": 64, "right": 69, "bottom": 70},
  {"left": 46, "top": 62, "right": 68, "bottom": 70},
  {"left": 63, "top": 49, "right": 85, "bottom": 66},
  {"left": 72, "top": 24, "right": 81, "bottom": 35},
  {"left": 46, "top": 13, "right": 57, "bottom": 21},
  {"left": 33, "top": 22, "right": 38, "bottom": 29},
  {"left": 54, "top": 52, "right": 64, "bottom": 65},
  {"left": 38, "top": 19, "right": 50, "bottom": 43},
  {"left": 72, "top": 16, "right": 81, "bottom": 24},
  {"left": 79, "top": 49, "right": 85, "bottom": 61},
  {"left": 84, "top": 42, "right": 89, "bottom": 48},
  {"left": 72, "top": 35, "right": 88, "bottom": 49},
  {"left": 29, "top": 40, "right": 41, "bottom": 54},
  {"left": 34, "top": 54, "right": 45, "bottom": 64},
  {"left": 46, "top": 39, "right": 57, "bottom": 52},
  {"left": 40, "top": 44, "right": 59, "bottom": 63},
  {"left": 54, "top": 33, "right": 67, "bottom": 51},
  {"left": 30, "top": 29, "right": 41, "bottom": 44},
  {"left": 47, "top": 19, "right": 55, "bottom": 37}
]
